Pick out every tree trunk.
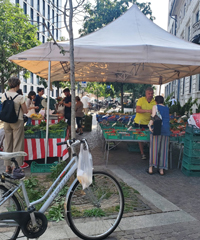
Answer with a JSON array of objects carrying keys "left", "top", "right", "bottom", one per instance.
[
  {"left": 120, "top": 83, "right": 123, "bottom": 113},
  {"left": 69, "top": 0, "right": 76, "bottom": 139},
  {"left": 132, "top": 89, "right": 135, "bottom": 113}
]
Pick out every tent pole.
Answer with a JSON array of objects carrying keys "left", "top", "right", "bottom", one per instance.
[
  {"left": 159, "top": 76, "right": 163, "bottom": 95},
  {"left": 45, "top": 61, "right": 51, "bottom": 164}
]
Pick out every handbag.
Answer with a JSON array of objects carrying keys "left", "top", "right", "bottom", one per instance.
[
  {"left": 153, "top": 105, "right": 162, "bottom": 136},
  {"left": 57, "top": 104, "right": 65, "bottom": 114}
]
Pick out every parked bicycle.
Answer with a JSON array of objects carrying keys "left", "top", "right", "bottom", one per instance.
[{"left": 0, "top": 139, "right": 124, "bottom": 240}]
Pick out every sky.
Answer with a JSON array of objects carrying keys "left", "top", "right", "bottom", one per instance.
[{"left": 62, "top": 0, "right": 169, "bottom": 38}]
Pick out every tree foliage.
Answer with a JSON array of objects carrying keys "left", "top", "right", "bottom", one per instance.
[
  {"left": 0, "top": 0, "right": 40, "bottom": 91},
  {"left": 84, "top": 82, "right": 115, "bottom": 98},
  {"left": 79, "top": 0, "right": 155, "bottom": 36}
]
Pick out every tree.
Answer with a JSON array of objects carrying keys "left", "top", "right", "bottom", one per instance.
[
  {"left": 79, "top": 0, "right": 155, "bottom": 36},
  {"left": 84, "top": 82, "right": 115, "bottom": 100},
  {"left": 0, "top": 0, "right": 40, "bottom": 91}
]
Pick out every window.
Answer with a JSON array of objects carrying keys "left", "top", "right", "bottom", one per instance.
[
  {"left": 188, "top": 26, "right": 190, "bottom": 41},
  {"left": 52, "top": 91, "right": 54, "bottom": 97},
  {"left": 47, "top": 22, "right": 50, "bottom": 37},
  {"left": 37, "top": 14, "right": 39, "bottom": 30},
  {"left": 52, "top": 26, "right": 54, "bottom": 37},
  {"left": 196, "top": 11, "right": 199, "bottom": 23},
  {"left": 56, "top": 14, "right": 59, "bottom": 28},
  {"left": 184, "top": 3, "right": 186, "bottom": 16},
  {"left": 48, "top": 5, "right": 50, "bottom": 20},
  {"left": 31, "top": 0, "right": 34, "bottom": 7},
  {"left": 31, "top": 73, "right": 34, "bottom": 84},
  {"left": 37, "top": 76, "right": 40, "bottom": 85},
  {"left": 23, "top": 85, "right": 27, "bottom": 94},
  {"left": 43, "top": 18, "right": 45, "bottom": 33},
  {"left": 31, "top": 8, "right": 34, "bottom": 25},
  {"left": 23, "top": 71, "right": 27, "bottom": 83},
  {"left": 37, "top": 32, "right": 39, "bottom": 40},
  {"left": 15, "top": 0, "right": 19, "bottom": 4},
  {"left": 183, "top": 78, "right": 185, "bottom": 94},
  {"left": 23, "top": 2, "right": 27, "bottom": 14},
  {"left": 43, "top": 0, "right": 45, "bottom": 17},
  {"left": 30, "top": 86, "right": 34, "bottom": 91},
  {"left": 57, "top": 0, "right": 59, "bottom": 8},
  {"left": 56, "top": 29, "right": 58, "bottom": 40},
  {"left": 43, "top": 36, "right": 45, "bottom": 43},
  {"left": 56, "top": 89, "right": 59, "bottom": 97},
  {"left": 189, "top": 76, "right": 192, "bottom": 93},
  {"left": 52, "top": 10, "right": 54, "bottom": 24},
  {"left": 169, "top": 83, "right": 171, "bottom": 94},
  {"left": 37, "top": 0, "right": 40, "bottom": 12}
]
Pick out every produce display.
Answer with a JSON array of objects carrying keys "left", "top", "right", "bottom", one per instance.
[
  {"left": 30, "top": 113, "right": 44, "bottom": 120},
  {"left": 24, "top": 120, "right": 68, "bottom": 138},
  {"left": 170, "top": 117, "right": 187, "bottom": 142}
]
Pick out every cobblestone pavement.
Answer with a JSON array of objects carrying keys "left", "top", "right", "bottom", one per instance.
[{"left": 1, "top": 117, "right": 200, "bottom": 239}]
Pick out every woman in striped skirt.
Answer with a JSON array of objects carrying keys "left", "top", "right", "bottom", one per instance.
[{"left": 148, "top": 95, "right": 170, "bottom": 175}]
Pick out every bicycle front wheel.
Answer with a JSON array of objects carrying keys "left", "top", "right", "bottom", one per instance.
[
  {"left": 67, "top": 171, "right": 124, "bottom": 240},
  {"left": 0, "top": 185, "right": 21, "bottom": 240}
]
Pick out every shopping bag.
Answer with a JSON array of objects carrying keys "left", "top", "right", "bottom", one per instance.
[
  {"left": 77, "top": 141, "right": 93, "bottom": 190},
  {"left": 57, "top": 104, "right": 65, "bottom": 114},
  {"left": 188, "top": 113, "right": 200, "bottom": 128},
  {"left": 153, "top": 105, "right": 162, "bottom": 136}
]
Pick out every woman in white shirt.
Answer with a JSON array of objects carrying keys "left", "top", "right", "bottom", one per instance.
[{"left": 2, "top": 77, "right": 28, "bottom": 173}]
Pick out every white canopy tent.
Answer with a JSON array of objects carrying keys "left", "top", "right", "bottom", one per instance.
[{"left": 9, "top": 4, "right": 200, "bottom": 85}]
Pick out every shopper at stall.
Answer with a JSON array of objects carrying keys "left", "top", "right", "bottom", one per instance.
[
  {"left": 81, "top": 93, "right": 90, "bottom": 114},
  {"left": 134, "top": 87, "right": 156, "bottom": 160},
  {"left": 1, "top": 77, "right": 28, "bottom": 173},
  {"left": 34, "top": 87, "right": 44, "bottom": 113},
  {"left": 147, "top": 95, "right": 170, "bottom": 175},
  {"left": 75, "top": 96, "right": 84, "bottom": 135},
  {"left": 26, "top": 91, "right": 39, "bottom": 124},
  {"left": 61, "top": 88, "right": 71, "bottom": 132}
]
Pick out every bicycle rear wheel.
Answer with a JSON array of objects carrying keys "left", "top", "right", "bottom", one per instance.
[
  {"left": 67, "top": 171, "right": 124, "bottom": 240},
  {"left": 0, "top": 185, "right": 21, "bottom": 240}
]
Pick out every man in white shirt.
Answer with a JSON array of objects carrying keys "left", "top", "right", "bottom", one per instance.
[
  {"left": 170, "top": 96, "right": 177, "bottom": 106},
  {"left": 81, "top": 94, "right": 90, "bottom": 114}
]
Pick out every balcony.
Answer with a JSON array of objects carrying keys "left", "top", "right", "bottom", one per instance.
[{"left": 191, "top": 20, "right": 200, "bottom": 44}]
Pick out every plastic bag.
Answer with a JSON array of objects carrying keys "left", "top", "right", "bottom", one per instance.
[
  {"left": 188, "top": 113, "right": 200, "bottom": 128},
  {"left": 77, "top": 141, "right": 93, "bottom": 190}
]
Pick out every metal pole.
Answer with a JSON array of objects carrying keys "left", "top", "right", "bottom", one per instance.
[
  {"left": 45, "top": 61, "right": 51, "bottom": 164},
  {"left": 159, "top": 76, "right": 163, "bottom": 95}
]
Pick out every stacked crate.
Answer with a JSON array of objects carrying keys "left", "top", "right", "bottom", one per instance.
[
  {"left": 82, "top": 115, "right": 93, "bottom": 131},
  {"left": 181, "top": 125, "right": 200, "bottom": 176}
]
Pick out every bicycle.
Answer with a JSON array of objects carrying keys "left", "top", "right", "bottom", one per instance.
[{"left": 0, "top": 138, "right": 124, "bottom": 240}]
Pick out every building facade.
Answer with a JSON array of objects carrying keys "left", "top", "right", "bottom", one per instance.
[
  {"left": 10, "top": 0, "right": 62, "bottom": 97},
  {"left": 165, "top": 0, "right": 200, "bottom": 112}
]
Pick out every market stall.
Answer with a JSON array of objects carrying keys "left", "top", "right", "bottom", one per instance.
[
  {"left": 24, "top": 120, "right": 69, "bottom": 170},
  {"left": 9, "top": 4, "right": 200, "bottom": 169},
  {"left": 97, "top": 112, "right": 188, "bottom": 167}
]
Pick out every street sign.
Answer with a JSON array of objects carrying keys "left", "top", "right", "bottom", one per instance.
[{"left": 81, "top": 81, "right": 87, "bottom": 87}]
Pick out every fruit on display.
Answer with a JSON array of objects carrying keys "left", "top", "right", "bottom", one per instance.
[{"left": 30, "top": 113, "right": 43, "bottom": 120}]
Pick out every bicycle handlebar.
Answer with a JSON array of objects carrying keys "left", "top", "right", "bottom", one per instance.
[{"left": 57, "top": 139, "right": 86, "bottom": 147}]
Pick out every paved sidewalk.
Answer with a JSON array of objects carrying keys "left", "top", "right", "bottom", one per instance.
[{"left": 1, "top": 117, "right": 200, "bottom": 239}]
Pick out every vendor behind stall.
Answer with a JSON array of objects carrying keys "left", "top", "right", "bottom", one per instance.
[
  {"left": 34, "top": 88, "right": 44, "bottom": 113},
  {"left": 134, "top": 87, "right": 156, "bottom": 160}
]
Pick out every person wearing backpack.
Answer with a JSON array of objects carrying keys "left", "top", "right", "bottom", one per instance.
[{"left": 1, "top": 77, "right": 28, "bottom": 173}]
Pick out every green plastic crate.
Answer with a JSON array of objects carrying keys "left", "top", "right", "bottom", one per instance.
[
  {"left": 182, "top": 154, "right": 200, "bottom": 165},
  {"left": 182, "top": 161, "right": 200, "bottom": 170},
  {"left": 181, "top": 165, "right": 200, "bottom": 177},
  {"left": 184, "top": 138, "right": 200, "bottom": 149},
  {"left": 185, "top": 133, "right": 200, "bottom": 141},
  {"left": 178, "top": 136, "right": 185, "bottom": 144},
  {"left": 183, "top": 146, "right": 200, "bottom": 158},
  {"left": 24, "top": 131, "right": 41, "bottom": 139},
  {"left": 31, "top": 161, "right": 58, "bottom": 173},
  {"left": 41, "top": 129, "right": 67, "bottom": 138},
  {"left": 105, "top": 133, "right": 119, "bottom": 139},
  {"left": 135, "top": 131, "right": 150, "bottom": 141},
  {"left": 127, "top": 143, "right": 149, "bottom": 152},
  {"left": 186, "top": 125, "right": 200, "bottom": 135}
]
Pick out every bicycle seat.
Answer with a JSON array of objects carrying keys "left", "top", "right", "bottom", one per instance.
[{"left": 0, "top": 151, "right": 27, "bottom": 160}]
